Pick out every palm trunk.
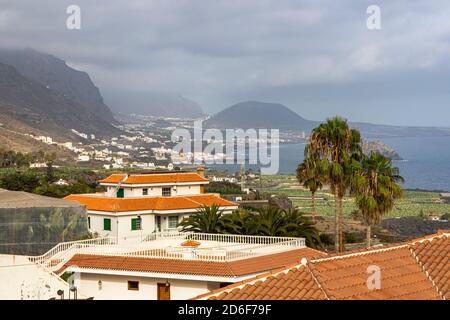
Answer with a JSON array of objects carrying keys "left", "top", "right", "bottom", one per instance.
[
  {"left": 334, "top": 197, "right": 339, "bottom": 252},
  {"left": 339, "top": 197, "right": 344, "bottom": 252},
  {"left": 311, "top": 191, "right": 316, "bottom": 223},
  {"left": 366, "top": 225, "right": 371, "bottom": 248}
]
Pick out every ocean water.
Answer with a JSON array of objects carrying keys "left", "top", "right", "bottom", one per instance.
[{"left": 211, "top": 136, "right": 450, "bottom": 191}]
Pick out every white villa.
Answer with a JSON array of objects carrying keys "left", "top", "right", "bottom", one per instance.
[
  {"left": 28, "top": 232, "right": 325, "bottom": 300},
  {"left": 65, "top": 168, "right": 238, "bottom": 241}
]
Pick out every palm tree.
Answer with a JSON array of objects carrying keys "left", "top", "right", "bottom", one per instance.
[
  {"left": 282, "top": 209, "right": 322, "bottom": 248},
  {"left": 220, "top": 208, "right": 256, "bottom": 235},
  {"left": 296, "top": 156, "right": 327, "bottom": 222},
  {"left": 352, "top": 152, "right": 403, "bottom": 247},
  {"left": 254, "top": 207, "right": 287, "bottom": 236},
  {"left": 307, "top": 116, "right": 362, "bottom": 252},
  {"left": 178, "top": 204, "right": 224, "bottom": 233}
]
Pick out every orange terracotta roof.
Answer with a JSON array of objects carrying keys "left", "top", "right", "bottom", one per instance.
[
  {"left": 309, "top": 247, "right": 440, "bottom": 300},
  {"left": 98, "top": 174, "right": 127, "bottom": 184},
  {"left": 99, "top": 172, "right": 208, "bottom": 185},
  {"left": 64, "top": 194, "right": 237, "bottom": 212},
  {"left": 196, "top": 232, "right": 450, "bottom": 300},
  {"left": 409, "top": 233, "right": 450, "bottom": 299},
  {"left": 181, "top": 240, "right": 201, "bottom": 247},
  {"left": 58, "top": 247, "right": 328, "bottom": 277},
  {"left": 207, "top": 265, "right": 327, "bottom": 300}
]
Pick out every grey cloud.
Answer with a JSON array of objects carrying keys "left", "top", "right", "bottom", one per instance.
[{"left": 1, "top": 0, "right": 450, "bottom": 126}]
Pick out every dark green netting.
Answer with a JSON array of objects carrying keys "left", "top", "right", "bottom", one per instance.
[{"left": 0, "top": 206, "right": 89, "bottom": 255}]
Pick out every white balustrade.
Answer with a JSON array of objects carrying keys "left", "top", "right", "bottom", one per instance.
[{"left": 29, "top": 231, "right": 306, "bottom": 271}]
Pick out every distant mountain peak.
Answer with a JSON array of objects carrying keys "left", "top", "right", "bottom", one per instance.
[{"left": 204, "top": 100, "right": 316, "bottom": 131}]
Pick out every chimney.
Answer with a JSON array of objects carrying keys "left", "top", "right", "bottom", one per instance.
[
  {"left": 197, "top": 166, "right": 205, "bottom": 178},
  {"left": 197, "top": 167, "right": 205, "bottom": 193}
]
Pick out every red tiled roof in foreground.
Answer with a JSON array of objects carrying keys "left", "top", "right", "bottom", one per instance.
[
  {"left": 99, "top": 172, "right": 208, "bottom": 185},
  {"left": 58, "top": 247, "right": 327, "bottom": 277},
  {"left": 64, "top": 194, "right": 237, "bottom": 212},
  {"left": 194, "top": 232, "right": 450, "bottom": 300}
]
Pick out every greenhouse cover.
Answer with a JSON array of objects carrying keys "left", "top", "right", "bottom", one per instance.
[{"left": 0, "top": 189, "right": 89, "bottom": 255}]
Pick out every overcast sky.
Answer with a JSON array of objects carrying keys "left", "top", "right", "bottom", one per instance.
[{"left": 1, "top": 0, "right": 450, "bottom": 126}]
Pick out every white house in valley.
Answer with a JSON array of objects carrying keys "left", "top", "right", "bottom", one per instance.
[{"left": 65, "top": 168, "right": 238, "bottom": 241}]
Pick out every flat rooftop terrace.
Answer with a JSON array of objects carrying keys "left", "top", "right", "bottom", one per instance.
[{"left": 32, "top": 232, "right": 308, "bottom": 272}]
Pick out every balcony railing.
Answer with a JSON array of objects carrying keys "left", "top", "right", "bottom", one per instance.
[{"left": 29, "top": 231, "right": 306, "bottom": 271}]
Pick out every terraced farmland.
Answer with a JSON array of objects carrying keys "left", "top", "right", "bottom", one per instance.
[{"left": 256, "top": 174, "right": 450, "bottom": 218}]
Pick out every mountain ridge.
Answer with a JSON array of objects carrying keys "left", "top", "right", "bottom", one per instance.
[
  {"left": 204, "top": 100, "right": 450, "bottom": 138},
  {"left": 0, "top": 49, "right": 120, "bottom": 142},
  {"left": 106, "top": 90, "right": 205, "bottom": 119},
  {"left": 0, "top": 48, "right": 116, "bottom": 124}
]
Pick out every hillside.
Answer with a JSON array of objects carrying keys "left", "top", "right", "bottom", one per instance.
[
  {"left": 204, "top": 101, "right": 317, "bottom": 131},
  {"left": 106, "top": 91, "right": 205, "bottom": 119},
  {"left": 0, "top": 62, "right": 119, "bottom": 139},
  {"left": 0, "top": 112, "right": 76, "bottom": 160},
  {"left": 0, "top": 48, "right": 116, "bottom": 124}
]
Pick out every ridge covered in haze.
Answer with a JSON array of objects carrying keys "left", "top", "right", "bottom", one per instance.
[
  {"left": 0, "top": 48, "right": 120, "bottom": 141},
  {"left": 106, "top": 90, "right": 205, "bottom": 119}
]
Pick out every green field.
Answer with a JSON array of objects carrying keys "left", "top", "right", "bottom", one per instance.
[{"left": 255, "top": 174, "right": 450, "bottom": 218}]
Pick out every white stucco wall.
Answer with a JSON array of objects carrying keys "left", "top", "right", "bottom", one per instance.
[
  {"left": 89, "top": 213, "right": 190, "bottom": 238},
  {"left": 117, "top": 215, "right": 156, "bottom": 240},
  {"left": 76, "top": 273, "right": 221, "bottom": 300},
  {"left": 106, "top": 185, "right": 202, "bottom": 198},
  {"left": 0, "top": 255, "right": 70, "bottom": 300},
  {"left": 89, "top": 215, "right": 118, "bottom": 237}
]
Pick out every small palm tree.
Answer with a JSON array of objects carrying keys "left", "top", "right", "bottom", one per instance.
[
  {"left": 178, "top": 204, "right": 224, "bottom": 233},
  {"left": 297, "top": 155, "right": 328, "bottom": 222},
  {"left": 352, "top": 152, "right": 403, "bottom": 247}
]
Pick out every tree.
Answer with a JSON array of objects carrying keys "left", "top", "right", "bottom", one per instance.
[
  {"left": 220, "top": 209, "right": 256, "bottom": 235},
  {"left": 178, "top": 205, "right": 323, "bottom": 249},
  {"left": 307, "top": 116, "right": 362, "bottom": 252},
  {"left": 44, "top": 152, "right": 57, "bottom": 183},
  {"left": 296, "top": 155, "right": 327, "bottom": 222},
  {"left": 352, "top": 152, "right": 403, "bottom": 247},
  {"left": 178, "top": 204, "right": 224, "bottom": 233},
  {"left": 282, "top": 209, "right": 322, "bottom": 248},
  {"left": 254, "top": 207, "right": 287, "bottom": 236}
]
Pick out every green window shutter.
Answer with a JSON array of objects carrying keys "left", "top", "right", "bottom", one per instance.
[
  {"left": 117, "top": 188, "right": 124, "bottom": 198},
  {"left": 131, "top": 218, "right": 141, "bottom": 230},
  {"left": 104, "top": 218, "right": 111, "bottom": 231}
]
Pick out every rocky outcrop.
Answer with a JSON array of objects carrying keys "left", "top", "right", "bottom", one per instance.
[
  {"left": 362, "top": 140, "right": 403, "bottom": 160},
  {"left": 268, "top": 195, "right": 294, "bottom": 210}
]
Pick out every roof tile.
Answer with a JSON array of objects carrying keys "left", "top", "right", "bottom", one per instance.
[
  {"left": 196, "top": 232, "right": 450, "bottom": 300},
  {"left": 64, "top": 194, "right": 236, "bottom": 212},
  {"left": 99, "top": 173, "right": 208, "bottom": 185}
]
